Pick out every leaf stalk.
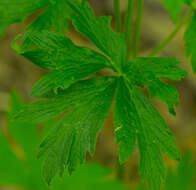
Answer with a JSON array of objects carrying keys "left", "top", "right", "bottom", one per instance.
[
  {"left": 125, "top": 0, "right": 136, "bottom": 62},
  {"left": 149, "top": 9, "right": 193, "bottom": 57},
  {"left": 114, "top": 0, "right": 121, "bottom": 32},
  {"left": 133, "top": 0, "right": 144, "bottom": 58}
]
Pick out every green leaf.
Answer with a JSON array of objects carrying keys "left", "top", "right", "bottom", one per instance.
[
  {"left": 164, "top": 152, "right": 195, "bottom": 190},
  {"left": 124, "top": 57, "right": 187, "bottom": 115},
  {"left": 37, "top": 77, "right": 116, "bottom": 185},
  {"left": 0, "top": 132, "right": 28, "bottom": 186},
  {"left": 8, "top": 90, "right": 39, "bottom": 159},
  {"left": 184, "top": 11, "right": 196, "bottom": 72},
  {"left": 163, "top": 0, "right": 183, "bottom": 22},
  {"left": 68, "top": 0, "right": 126, "bottom": 68},
  {"left": 148, "top": 80, "right": 179, "bottom": 115},
  {"left": 11, "top": 77, "right": 115, "bottom": 123},
  {"left": 53, "top": 163, "right": 129, "bottom": 190},
  {"left": 0, "top": 0, "right": 48, "bottom": 37},
  {"left": 114, "top": 80, "right": 180, "bottom": 190},
  {"left": 114, "top": 79, "right": 137, "bottom": 163},
  {"left": 21, "top": 0, "right": 74, "bottom": 49},
  {"left": 4, "top": 90, "right": 129, "bottom": 190},
  {"left": 17, "top": 31, "right": 109, "bottom": 97},
  {"left": 0, "top": 0, "right": 76, "bottom": 38}
]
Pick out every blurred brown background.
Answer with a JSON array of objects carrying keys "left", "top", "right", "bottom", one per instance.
[{"left": 0, "top": 0, "right": 196, "bottom": 189}]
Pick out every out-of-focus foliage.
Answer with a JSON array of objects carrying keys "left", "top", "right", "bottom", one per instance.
[
  {"left": 137, "top": 152, "right": 196, "bottom": 190},
  {"left": 0, "top": 0, "right": 73, "bottom": 38},
  {"left": 164, "top": 152, "right": 196, "bottom": 190},
  {"left": 163, "top": 0, "right": 195, "bottom": 22},
  {"left": 0, "top": 90, "right": 128, "bottom": 190}
]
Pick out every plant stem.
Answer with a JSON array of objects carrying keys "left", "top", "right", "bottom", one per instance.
[
  {"left": 114, "top": 0, "right": 121, "bottom": 32},
  {"left": 125, "top": 0, "right": 136, "bottom": 62},
  {"left": 133, "top": 0, "right": 143, "bottom": 58},
  {"left": 116, "top": 161, "right": 125, "bottom": 180},
  {"left": 149, "top": 9, "right": 193, "bottom": 57}
]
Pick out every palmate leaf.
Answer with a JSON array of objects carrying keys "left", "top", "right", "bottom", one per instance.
[
  {"left": 16, "top": 31, "right": 110, "bottom": 97},
  {"left": 10, "top": 0, "right": 188, "bottom": 189},
  {"left": 0, "top": 0, "right": 74, "bottom": 38}
]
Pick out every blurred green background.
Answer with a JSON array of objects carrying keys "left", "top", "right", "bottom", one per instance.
[{"left": 0, "top": 0, "right": 196, "bottom": 189}]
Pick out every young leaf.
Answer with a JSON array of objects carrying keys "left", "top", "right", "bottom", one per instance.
[
  {"left": 17, "top": 31, "right": 110, "bottom": 97},
  {"left": 37, "top": 77, "right": 116, "bottom": 185},
  {"left": 184, "top": 11, "right": 196, "bottom": 72},
  {"left": 68, "top": 0, "right": 126, "bottom": 68},
  {"left": 114, "top": 79, "right": 180, "bottom": 190},
  {"left": 124, "top": 57, "right": 187, "bottom": 115}
]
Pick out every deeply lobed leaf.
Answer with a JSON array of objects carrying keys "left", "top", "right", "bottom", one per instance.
[
  {"left": 124, "top": 57, "right": 187, "bottom": 115},
  {"left": 11, "top": 77, "right": 115, "bottom": 122},
  {"left": 68, "top": 0, "right": 126, "bottom": 69},
  {"left": 18, "top": 31, "right": 110, "bottom": 97},
  {"left": 114, "top": 79, "right": 180, "bottom": 190},
  {"left": 37, "top": 77, "right": 116, "bottom": 185}
]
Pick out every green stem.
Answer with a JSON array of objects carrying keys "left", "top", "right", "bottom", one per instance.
[
  {"left": 116, "top": 161, "right": 125, "bottom": 180},
  {"left": 125, "top": 0, "right": 136, "bottom": 62},
  {"left": 114, "top": 0, "right": 121, "bottom": 32},
  {"left": 149, "top": 9, "right": 193, "bottom": 57},
  {"left": 133, "top": 0, "right": 143, "bottom": 58}
]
